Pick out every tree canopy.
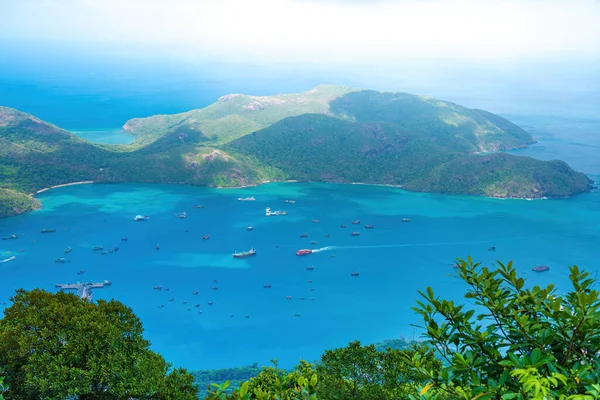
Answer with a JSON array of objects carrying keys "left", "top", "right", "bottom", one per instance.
[{"left": 0, "top": 289, "right": 197, "bottom": 400}]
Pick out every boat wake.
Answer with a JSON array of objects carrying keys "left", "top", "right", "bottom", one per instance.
[
  {"left": 0, "top": 256, "right": 16, "bottom": 263},
  {"left": 311, "top": 246, "right": 336, "bottom": 253}
]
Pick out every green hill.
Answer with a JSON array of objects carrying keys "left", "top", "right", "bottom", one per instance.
[{"left": 0, "top": 86, "right": 593, "bottom": 218}]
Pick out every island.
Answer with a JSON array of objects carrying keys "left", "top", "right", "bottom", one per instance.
[{"left": 0, "top": 85, "right": 593, "bottom": 218}]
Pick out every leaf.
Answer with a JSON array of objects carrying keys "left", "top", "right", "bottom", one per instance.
[{"left": 420, "top": 383, "right": 434, "bottom": 395}]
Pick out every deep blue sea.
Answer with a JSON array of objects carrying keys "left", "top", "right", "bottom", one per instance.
[{"left": 0, "top": 50, "right": 599, "bottom": 370}]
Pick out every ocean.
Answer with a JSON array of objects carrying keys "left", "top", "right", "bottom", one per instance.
[{"left": 1, "top": 52, "right": 599, "bottom": 370}]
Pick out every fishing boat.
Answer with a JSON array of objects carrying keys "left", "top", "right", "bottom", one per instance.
[
  {"left": 247, "top": 226, "right": 254, "bottom": 231},
  {"left": 306, "top": 266, "right": 314, "bottom": 270},
  {"left": 286, "top": 296, "right": 292, "bottom": 300},
  {"left": 64, "top": 247, "right": 72, "bottom": 254},
  {"left": 103, "top": 280, "right": 112, "bottom": 286},
  {"left": 121, "top": 237, "right": 128, "bottom": 241},
  {"left": 194, "top": 204, "right": 204, "bottom": 208},
  {"left": 208, "top": 301, "right": 214, "bottom": 306},
  {"left": 134, "top": 215, "right": 150, "bottom": 221},
  {"left": 92, "top": 246, "right": 103, "bottom": 251},
  {"left": 2, "top": 234, "right": 18, "bottom": 240},
  {"left": 295, "top": 313, "right": 301, "bottom": 317},
  {"left": 340, "top": 224, "right": 347, "bottom": 228},
  {"left": 532, "top": 265, "right": 550, "bottom": 272},
  {"left": 233, "top": 248, "right": 257, "bottom": 258},
  {"left": 77, "top": 270, "right": 85, "bottom": 275},
  {"left": 311, "top": 219, "right": 319, "bottom": 223},
  {"left": 488, "top": 246, "right": 496, "bottom": 251},
  {"left": 402, "top": 218, "right": 411, "bottom": 222},
  {"left": 351, "top": 220, "right": 360, "bottom": 225},
  {"left": 41, "top": 229, "right": 56, "bottom": 233},
  {"left": 351, "top": 232, "right": 360, "bottom": 236},
  {"left": 263, "top": 284, "right": 272, "bottom": 288},
  {"left": 284, "top": 199, "right": 296, "bottom": 204},
  {"left": 300, "top": 233, "right": 309, "bottom": 237},
  {"left": 350, "top": 272, "right": 360, "bottom": 277},
  {"left": 175, "top": 212, "right": 187, "bottom": 219},
  {"left": 238, "top": 197, "right": 255, "bottom": 201},
  {"left": 156, "top": 244, "right": 160, "bottom": 250},
  {"left": 211, "top": 286, "right": 218, "bottom": 291},
  {"left": 311, "top": 241, "right": 318, "bottom": 245},
  {"left": 365, "top": 225, "right": 374, "bottom": 229},
  {"left": 296, "top": 249, "right": 312, "bottom": 256},
  {"left": 55, "top": 258, "right": 66, "bottom": 263},
  {"left": 203, "top": 235, "right": 210, "bottom": 240}
]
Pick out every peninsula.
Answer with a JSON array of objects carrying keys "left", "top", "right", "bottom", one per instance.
[{"left": 0, "top": 85, "right": 593, "bottom": 218}]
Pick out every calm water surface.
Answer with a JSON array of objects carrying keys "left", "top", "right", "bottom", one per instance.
[{"left": 1, "top": 182, "right": 599, "bottom": 369}]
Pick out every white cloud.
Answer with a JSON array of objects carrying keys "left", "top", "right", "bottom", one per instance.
[{"left": 2, "top": 0, "right": 599, "bottom": 64}]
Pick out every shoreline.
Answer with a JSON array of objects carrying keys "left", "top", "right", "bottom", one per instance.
[{"left": 31, "top": 181, "right": 94, "bottom": 196}]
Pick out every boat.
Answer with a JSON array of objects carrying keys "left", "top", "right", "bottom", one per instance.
[
  {"left": 365, "top": 225, "right": 374, "bottom": 229},
  {"left": 402, "top": 218, "right": 411, "bottom": 222},
  {"left": 121, "top": 237, "right": 128, "bottom": 241},
  {"left": 158, "top": 305, "right": 164, "bottom": 308},
  {"left": 64, "top": 247, "right": 72, "bottom": 253},
  {"left": 296, "top": 249, "right": 312, "bottom": 256},
  {"left": 233, "top": 248, "right": 257, "bottom": 258},
  {"left": 532, "top": 265, "right": 550, "bottom": 272},
  {"left": 351, "top": 272, "right": 360, "bottom": 277},
  {"left": 208, "top": 301, "right": 214, "bottom": 306},
  {"left": 286, "top": 296, "right": 292, "bottom": 300},
  {"left": 306, "top": 280, "right": 312, "bottom": 283},
  {"left": 156, "top": 244, "right": 160, "bottom": 250},
  {"left": 488, "top": 246, "right": 496, "bottom": 251},
  {"left": 238, "top": 197, "right": 255, "bottom": 201},
  {"left": 203, "top": 235, "right": 210, "bottom": 240},
  {"left": 41, "top": 229, "right": 56, "bottom": 233},
  {"left": 55, "top": 258, "right": 66, "bottom": 263},
  {"left": 300, "top": 233, "right": 309, "bottom": 237},
  {"left": 325, "top": 234, "right": 331, "bottom": 238},
  {"left": 77, "top": 270, "right": 85, "bottom": 275},
  {"left": 295, "top": 313, "right": 301, "bottom": 317},
  {"left": 153, "top": 286, "right": 162, "bottom": 290},
  {"left": 194, "top": 204, "right": 204, "bottom": 208},
  {"left": 263, "top": 284, "right": 272, "bottom": 288},
  {"left": 101, "top": 251, "right": 108, "bottom": 255},
  {"left": 351, "top": 220, "right": 360, "bottom": 225},
  {"left": 311, "top": 241, "right": 318, "bottom": 245},
  {"left": 311, "top": 219, "right": 319, "bottom": 223},
  {"left": 192, "top": 291, "right": 199, "bottom": 295},
  {"left": 194, "top": 304, "right": 200, "bottom": 307},
  {"left": 134, "top": 215, "right": 150, "bottom": 221},
  {"left": 265, "top": 207, "right": 287, "bottom": 216},
  {"left": 114, "top": 247, "right": 119, "bottom": 252},
  {"left": 306, "top": 266, "right": 314, "bottom": 270},
  {"left": 2, "top": 234, "right": 18, "bottom": 240},
  {"left": 103, "top": 280, "right": 112, "bottom": 286},
  {"left": 351, "top": 232, "right": 360, "bottom": 236},
  {"left": 175, "top": 212, "right": 187, "bottom": 219},
  {"left": 284, "top": 199, "right": 296, "bottom": 204},
  {"left": 0, "top": 256, "right": 16, "bottom": 263},
  {"left": 211, "top": 286, "right": 218, "bottom": 291},
  {"left": 247, "top": 226, "right": 254, "bottom": 231},
  {"left": 92, "top": 246, "right": 103, "bottom": 251},
  {"left": 340, "top": 224, "right": 347, "bottom": 228}
]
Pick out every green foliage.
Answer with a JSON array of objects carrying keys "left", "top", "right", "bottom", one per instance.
[
  {"left": 0, "top": 189, "right": 40, "bottom": 219},
  {"left": 204, "top": 361, "right": 317, "bottom": 400},
  {"left": 0, "top": 289, "right": 198, "bottom": 399},
  {"left": 409, "top": 257, "right": 600, "bottom": 399},
  {"left": 191, "top": 363, "right": 263, "bottom": 394},
  {"left": 317, "top": 341, "right": 442, "bottom": 400}
]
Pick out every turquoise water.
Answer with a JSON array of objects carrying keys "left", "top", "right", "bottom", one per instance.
[
  {"left": 70, "top": 128, "right": 135, "bottom": 144},
  {"left": 1, "top": 182, "right": 600, "bottom": 369}
]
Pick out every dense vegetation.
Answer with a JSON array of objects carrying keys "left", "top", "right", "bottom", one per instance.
[
  {"left": 0, "top": 85, "right": 593, "bottom": 218},
  {"left": 0, "top": 189, "right": 40, "bottom": 218},
  {"left": 201, "top": 259, "right": 600, "bottom": 399},
  {"left": 0, "top": 289, "right": 198, "bottom": 399}
]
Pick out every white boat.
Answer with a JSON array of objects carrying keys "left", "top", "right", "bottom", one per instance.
[
  {"left": 175, "top": 212, "right": 187, "bottom": 219},
  {"left": 266, "top": 207, "right": 287, "bottom": 216},
  {"left": 238, "top": 197, "right": 255, "bottom": 201},
  {"left": 134, "top": 215, "right": 150, "bottom": 221}
]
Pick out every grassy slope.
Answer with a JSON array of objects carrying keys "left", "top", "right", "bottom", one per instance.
[
  {"left": 122, "top": 84, "right": 357, "bottom": 147},
  {"left": 0, "top": 188, "right": 40, "bottom": 219}
]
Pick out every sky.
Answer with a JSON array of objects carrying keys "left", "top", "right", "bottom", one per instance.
[{"left": 2, "top": 0, "right": 600, "bottom": 66}]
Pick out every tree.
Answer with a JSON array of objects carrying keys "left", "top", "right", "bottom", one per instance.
[
  {"left": 317, "top": 341, "right": 442, "bottom": 400},
  {"left": 409, "top": 258, "right": 600, "bottom": 399},
  {"left": 0, "top": 289, "right": 197, "bottom": 400}
]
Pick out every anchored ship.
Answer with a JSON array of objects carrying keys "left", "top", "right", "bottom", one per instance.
[{"left": 233, "top": 248, "right": 257, "bottom": 258}]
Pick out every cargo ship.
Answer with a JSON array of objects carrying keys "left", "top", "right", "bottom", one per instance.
[
  {"left": 296, "top": 249, "right": 312, "bottom": 256},
  {"left": 532, "top": 265, "right": 550, "bottom": 272},
  {"left": 233, "top": 248, "right": 257, "bottom": 258}
]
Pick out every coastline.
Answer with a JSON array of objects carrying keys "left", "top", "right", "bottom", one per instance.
[{"left": 31, "top": 181, "right": 94, "bottom": 196}]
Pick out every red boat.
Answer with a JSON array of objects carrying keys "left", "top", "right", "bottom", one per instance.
[
  {"left": 296, "top": 249, "right": 312, "bottom": 256},
  {"left": 532, "top": 265, "right": 550, "bottom": 272}
]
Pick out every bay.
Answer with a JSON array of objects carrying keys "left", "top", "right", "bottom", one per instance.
[{"left": 1, "top": 182, "right": 599, "bottom": 370}]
